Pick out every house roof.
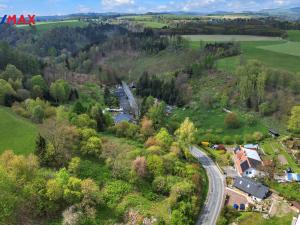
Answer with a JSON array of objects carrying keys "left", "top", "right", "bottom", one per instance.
[
  {"left": 244, "top": 144, "right": 259, "bottom": 150},
  {"left": 235, "top": 148, "right": 262, "bottom": 175},
  {"left": 114, "top": 113, "right": 133, "bottom": 124},
  {"left": 291, "top": 201, "right": 300, "bottom": 211},
  {"left": 233, "top": 177, "right": 269, "bottom": 199}
]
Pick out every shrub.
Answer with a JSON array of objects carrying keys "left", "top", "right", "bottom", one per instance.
[
  {"left": 81, "top": 136, "right": 102, "bottom": 158},
  {"left": 147, "top": 145, "right": 164, "bottom": 155},
  {"left": 146, "top": 154, "right": 164, "bottom": 177},
  {"left": 223, "top": 136, "right": 233, "bottom": 145},
  {"left": 224, "top": 113, "right": 240, "bottom": 129},
  {"left": 252, "top": 131, "right": 264, "bottom": 141},
  {"left": 71, "top": 114, "right": 97, "bottom": 129},
  {"left": 101, "top": 180, "right": 133, "bottom": 208},
  {"left": 132, "top": 156, "right": 147, "bottom": 178},
  {"left": 245, "top": 114, "right": 257, "bottom": 126},
  {"left": 234, "top": 135, "right": 243, "bottom": 145},
  {"left": 244, "top": 134, "right": 254, "bottom": 143}
]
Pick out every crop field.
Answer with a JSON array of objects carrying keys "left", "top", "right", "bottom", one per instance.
[
  {"left": 0, "top": 107, "right": 37, "bottom": 155},
  {"left": 18, "top": 20, "right": 87, "bottom": 31},
  {"left": 258, "top": 41, "right": 300, "bottom": 57},
  {"left": 183, "top": 35, "right": 282, "bottom": 42},
  {"left": 216, "top": 41, "right": 300, "bottom": 73}
]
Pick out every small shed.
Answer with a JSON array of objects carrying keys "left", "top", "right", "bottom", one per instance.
[
  {"left": 269, "top": 129, "right": 280, "bottom": 138},
  {"left": 286, "top": 173, "right": 300, "bottom": 182}
]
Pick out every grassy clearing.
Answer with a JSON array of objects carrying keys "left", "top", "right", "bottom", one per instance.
[
  {"left": 288, "top": 30, "right": 300, "bottom": 42},
  {"left": 258, "top": 41, "right": 300, "bottom": 57},
  {"left": 236, "top": 212, "right": 294, "bottom": 225},
  {"left": 169, "top": 107, "right": 268, "bottom": 138},
  {"left": 104, "top": 48, "right": 200, "bottom": 80},
  {"left": 215, "top": 41, "right": 300, "bottom": 73},
  {"left": 0, "top": 107, "right": 37, "bottom": 155},
  {"left": 183, "top": 35, "right": 281, "bottom": 42},
  {"left": 139, "top": 21, "right": 167, "bottom": 28}
]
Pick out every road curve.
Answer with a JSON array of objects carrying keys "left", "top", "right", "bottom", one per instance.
[{"left": 190, "top": 146, "right": 225, "bottom": 225}]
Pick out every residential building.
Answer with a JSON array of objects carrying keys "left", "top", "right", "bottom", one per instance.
[
  {"left": 234, "top": 146, "right": 263, "bottom": 178},
  {"left": 233, "top": 177, "right": 269, "bottom": 201}
]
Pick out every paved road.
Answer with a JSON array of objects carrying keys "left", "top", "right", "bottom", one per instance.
[
  {"left": 121, "top": 81, "right": 140, "bottom": 118},
  {"left": 190, "top": 146, "right": 225, "bottom": 225}
]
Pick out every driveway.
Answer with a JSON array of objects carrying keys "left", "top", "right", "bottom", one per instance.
[{"left": 190, "top": 146, "right": 225, "bottom": 225}]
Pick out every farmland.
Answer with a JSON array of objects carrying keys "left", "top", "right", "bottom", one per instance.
[
  {"left": 18, "top": 20, "right": 87, "bottom": 31},
  {"left": 287, "top": 30, "right": 300, "bottom": 42},
  {"left": 258, "top": 41, "right": 300, "bottom": 57},
  {"left": 184, "top": 32, "right": 300, "bottom": 73},
  {"left": 0, "top": 107, "right": 37, "bottom": 155},
  {"left": 216, "top": 41, "right": 300, "bottom": 73},
  {"left": 183, "top": 35, "right": 282, "bottom": 42}
]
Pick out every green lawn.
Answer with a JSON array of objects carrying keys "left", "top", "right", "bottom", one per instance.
[
  {"left": 0, "top": 107, "right": 37, "bottom": 155},
  {"left": 288, "top": 30, "right": 300, "bottom": 42},
  {"left": 258, "top": 41, "right": 300, "bottom": 57},
  {"left": 236, "top": 212, "right": 294, "bottom": 225}
]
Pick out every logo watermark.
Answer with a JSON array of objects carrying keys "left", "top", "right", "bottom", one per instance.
[{"left": 1, "top": 15, "right": 35, "bottom": 25}]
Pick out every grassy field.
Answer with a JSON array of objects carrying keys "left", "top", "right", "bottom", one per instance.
[
  {"left": 104, "top": 48, "right": 200, "bottom": 80},
  {"left": 18, "top": 20, "right": 87, "bottom": 31},
  {"left": 183, "top": 35, "right": 281, "bottom": 42},
  {"left": 216, "top": 41, "right": 300, "bottom": 73},
  {"left": 287, "top": 30, "right": 300, "bottom": 42},
  {"left": 258, "top": 41, "right": 300, "bottom": 57},
  {"left": 0, "top": 107, "right": 37, "bottom": 155}
]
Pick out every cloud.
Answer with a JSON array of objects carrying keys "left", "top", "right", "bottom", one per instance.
[
  {"left": 102, "top": 0, "right": 135, "bottom": 9},
  {"left": 0, "top": 4, "right": 7, "bottom": 10},
  {"left": 78, "top": 4, "right": 91, "bottom": 13}
]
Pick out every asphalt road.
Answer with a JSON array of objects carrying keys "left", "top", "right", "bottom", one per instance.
[
  {"left": 190, "top": 146, "right": 225, "bottom": 225},
  {"left": 121, "top": 81, "right": 140, "bottom": 118}
]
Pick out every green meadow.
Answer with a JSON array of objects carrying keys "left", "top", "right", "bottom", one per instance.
[
  {"left": 18, "top": 20, "right": 87, "bottom": 31},
  {"left": 0, "top": 107, "right": 37, "bottom": 155},
  {"left": 258, "top": 41, "right": 300, "bottom": 57},
  {"left": 216, "top": 41, "right": 300, "bottom": 73},
  {"left": 287, "top": 30, "right": 300, "bottom": 42}
]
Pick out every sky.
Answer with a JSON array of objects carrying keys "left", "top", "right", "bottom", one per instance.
[{"left": 0, "top": 0, "right": 299, "bottom": 16}]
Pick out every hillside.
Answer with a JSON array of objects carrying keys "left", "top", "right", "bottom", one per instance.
[{"left": 0, "top": 107, "right": 37, "bottom": 155}]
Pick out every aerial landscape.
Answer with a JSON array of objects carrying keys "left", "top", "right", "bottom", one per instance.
[{"left": 0, "top": 0, "right": 300, "bottom": 225}]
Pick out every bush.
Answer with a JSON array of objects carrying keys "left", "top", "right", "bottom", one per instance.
[
  {"left": 245, "top": 114, "right": 257, "bottom": 126},
  {"left": 224, "top": 113, "right": 240, "bottom": 129},
  {"left": 146, "top": 154, "right": 164, "bottom": 177},
  {"left": 244, "top": 133, "right": 254, "bottom": 143},
  {"left": 252, "top": 131, "right": 264, "bottom": 141},
  {"left": 101, "top": 180, "right": 133, "bottom": 208},
  {"left": 223, "top": 136, "right": 233, "bottom": 145},
  {"left": 234, "top": 135, "right": 243, "bottom": 145}
]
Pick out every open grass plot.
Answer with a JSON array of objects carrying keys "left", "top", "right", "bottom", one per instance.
[
  {"left": 216, "top": 41, "right": 300, "bottom": 73},
  {"left": 0, "top": 107, "right": 37, "bottom": 155},
  {"left": 18, "top": 20, "right": 87, "bottom": 31},
  {"left": 183, "top": 35, "right": 282, "bottom": 42},
  {"left": 288, "top": 30, "right": 300, "bottom": 42},
  {"left": 258, "top": 41, "right": 300, "bottom": 57}
]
